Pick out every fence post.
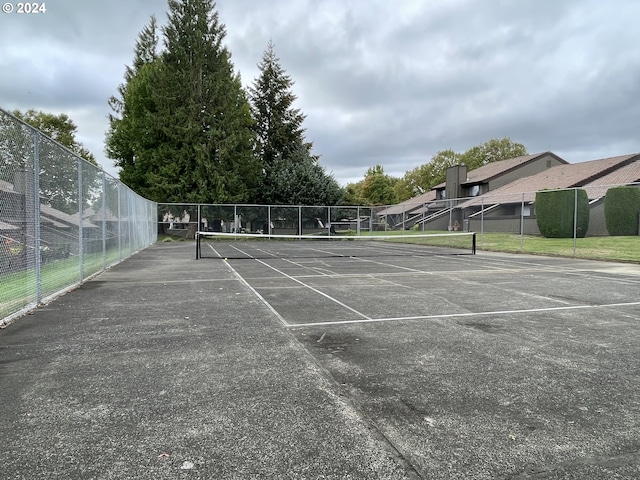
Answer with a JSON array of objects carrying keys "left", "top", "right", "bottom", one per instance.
[
  {"left": 117, "top": 182, "right": 122, "bottom": 261},
  {"left": 326, "top": 205, "right": 330, "bottom": 236},
  {"left": 101, "top": 172, "right": 106, "bottom": 269},
  {"left": 520, "top": 193, "right": 525, "bottom": 251},
  {"left": 480, "top": 196, "right": 484, "bottom": 248},
  {"left": 78, "top": 157, "right": 84, "bottom": 282},
  {"left": 33, "top": 131, "right": 42, "bottom": 304},
  {"left": 197, "top": 204, "right": 201, "bottom": 236},
  {"left": 573, "top": 188, "right": 578, "bottom": 258},
  {"left": 403, "top": 203, "right": 406, "bottom": 231}
]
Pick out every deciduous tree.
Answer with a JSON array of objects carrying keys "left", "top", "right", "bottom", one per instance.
[
  {"left": 342, "top": 181, "right": 365, "bottom": 206},
  {"left": 359, "top": 165, "right": 398, "bottom": 206},
  {"left": 398, "top": 138, "right": 527, "bottom": 198},
  {"left": 459, "top": 137, "right": 527, "bottom": 170},
  {"left": 13, "top": 109, "right": 97, "bottom": 165},
  {"left": 5, "top": 109, "right": 99, "bottom": 212}
]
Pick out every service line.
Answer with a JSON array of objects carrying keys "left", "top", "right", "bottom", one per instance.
[
  {"left": 285, "top": 301, "right": 640, "bottom": 328},
  {"left": 253, "top": 258, "right": 373, "bottom": 321},
  {"left": 223, "top": 259, "right": 290, "bottom": 327}
]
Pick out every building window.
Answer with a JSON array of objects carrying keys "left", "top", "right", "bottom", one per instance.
[{"left": 469, "top": 185, "right": 480, "bottom": 197}]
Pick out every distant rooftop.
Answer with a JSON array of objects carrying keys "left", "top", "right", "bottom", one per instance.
[
  {"left": 459, "top": 153, "right": 640, "bottom": 207},
  {"left": 432, "top": 152, "right": 567, "bottom": 189}
]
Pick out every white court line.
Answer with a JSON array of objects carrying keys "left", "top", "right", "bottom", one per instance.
[
  {"left": 252, "top": 258, "right": 373, "bottom": 321},
  {"left": 351, "top": 255, "right": 428, "bottom": 273},
  {"left": 223, "top": 259, "right": 290, "bottom": 327},
  {"left": 205, "top": 242, "right": 222, "bottom": 258},
  {"left": 285, "top": 301, "right": 640, "bottom": 328},
  {"left": 564, "top": 270, "right": 640, "bottom": 285}
]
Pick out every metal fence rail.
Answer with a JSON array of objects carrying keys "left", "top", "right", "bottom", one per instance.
[
  {"left": 0, "top": 108, "right": 157, "bottom": 325},
  {"left": 159, "top": 182, "right": 639, "bottom": 260},
  {"left": 159, "top": 186, "right": 639, "bottom": 239}
]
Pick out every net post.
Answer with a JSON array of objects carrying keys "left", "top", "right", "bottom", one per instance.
[
  {"left": 195, "top": 232, "right": 200, "bottom": 259},
  {"left": 472, "top": 231, "right": 477, "bottom": 255}
]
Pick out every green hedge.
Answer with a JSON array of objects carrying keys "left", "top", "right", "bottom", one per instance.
[
  {"left": 604, "top": 186, "right": 640, "bottom": 235},
  {"left": 536, "top": 189, "right": 589, "bottom": 238}
]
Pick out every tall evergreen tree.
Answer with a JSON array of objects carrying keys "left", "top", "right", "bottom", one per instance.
[
  {"left": 106, "top": 15, "right": 159, "bottom": 191},
  {"left": 106, "top": 1, "right": 259, "bottom": 203},
  {"left": 154, "top": 0, "right": 258, "bottom": 203},
  {"left": 249, "top": 41, "right": 311, "bottom": 168},
  {"left": 248, "top": 41, "right": 342, "bottom": 205},
  {"left": 264, "top": 147, "right": 343, "bottom": 205},
  {"left": 107, "top": 15, "right": 159, "bottom": 117}
]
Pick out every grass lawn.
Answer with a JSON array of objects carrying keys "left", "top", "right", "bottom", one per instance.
[
  {"left": 361, "top": 229, "right": 640, "bottom": 263},
  {"left": 0, "top": 249, "right": 125, "bottom": 319},
  {"left": 477, "top": 233, "right": 640, "bottom": 263}
]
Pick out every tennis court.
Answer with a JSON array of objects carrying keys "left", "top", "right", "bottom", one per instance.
[
  {"left": 197, "top": 231, "right": 637, "bottom": 327},
  {"left": 2, "top": 238, "right": 639, "bottom": 478},
  {"left": 199, "top": 233, "right": 640, "bottom": 478}
]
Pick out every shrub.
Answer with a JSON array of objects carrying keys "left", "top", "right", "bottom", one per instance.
[
  {"left": 604, "top": 186, "right": 640, "bottom": 235},
  {"left": 536, "top": 189, "right": 589, "bottom": 238}
]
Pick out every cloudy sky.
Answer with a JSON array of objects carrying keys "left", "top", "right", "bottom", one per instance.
[{"left": 1, "top": 0, "right": 639, "bottom": 186}]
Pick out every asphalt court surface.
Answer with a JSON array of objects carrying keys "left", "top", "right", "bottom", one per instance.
[
  {"left": 221, "top": 246, "right": 640, "bottom": 327},
  {"left": 219, "top": 243, "right": 640, "bottom": 478},
  {"left": 2, "top": 241, "right": 640, "bottom": 479}
]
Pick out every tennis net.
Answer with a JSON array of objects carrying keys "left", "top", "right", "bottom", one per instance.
[{"left": 195, "top": 231, "right": 476, "bottom": 259}]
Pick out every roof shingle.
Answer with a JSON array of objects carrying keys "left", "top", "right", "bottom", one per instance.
[{"left": 459, "top": 154, "right": 640, "bottom": 207}]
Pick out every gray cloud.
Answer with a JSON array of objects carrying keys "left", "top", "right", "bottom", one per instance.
[{"left": 1, "top": 0, "right": 639, "bottom": 186}]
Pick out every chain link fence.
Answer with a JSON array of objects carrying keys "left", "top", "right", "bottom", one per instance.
[
  {"left": 0, "top": 108, "right": 157, "bottom": 325},
  {"left": 160, "top": 181, "right": 639, "bottom": 260},
  {"left": 158, "top": 204, "right": 381, "bottom": 238}
]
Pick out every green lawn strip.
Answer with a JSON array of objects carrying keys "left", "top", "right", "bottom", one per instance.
[
  {"left": 357, "top": 230, "right": 640, "bottom": 262},
  {"left": 478, "top": 233, "right": 640, "bottom": 262},
  {"left": 0, "top": 249, "right": 126, "bottom": 316}
]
